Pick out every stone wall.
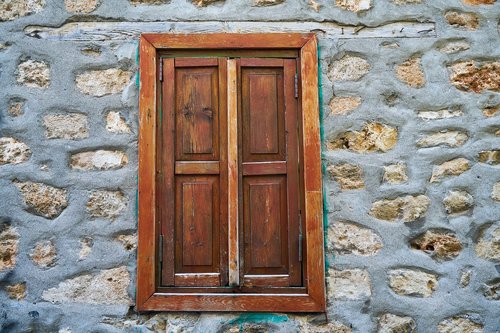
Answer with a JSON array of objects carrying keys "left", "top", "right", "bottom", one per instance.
[{"left": 0, "top": 0, "right": 499, "bottom": 332}]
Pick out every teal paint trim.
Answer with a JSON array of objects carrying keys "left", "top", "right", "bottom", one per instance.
[
  {"left": 317, "top": 42, "right": 331, "bottom": 271},
  {"left": 228, "top": 313, "right": 289, "bottom": 326},
  {"left": 135, "top": 41, "right": 140, "bottom": 89}
]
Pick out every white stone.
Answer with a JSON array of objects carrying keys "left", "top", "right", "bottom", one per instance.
[
  {"left": 70, "top": 150, "right": 128, "bottom": 170},
  {"left": 328, "top": 268, "right": 371, "bottom": 300},
  {"left": 330, "top": 55, "right": 370, "bottom": 81},
  {"left": 328, "top": 222, "right": 383, "bottom": 256},
  {"left": 388, "top": 269, "right": 438, "bottom": 297},
  {"left": 106, "top": 111, "right": 130, "bottom": 133},
  {"left": 417, "top": 109, "right": 463, "bottom": 120},
  {"left": 43, "top": 114, "right": 89, "bottom": 140},
  {"left": 417, "top": 131, "right": 468, "bottom": 148},
  {"left": 0, "top": 137, "right": 31, "bottom": 165},
  {"left": 76, "top": 69, "right": 131, "bottom": 97}
]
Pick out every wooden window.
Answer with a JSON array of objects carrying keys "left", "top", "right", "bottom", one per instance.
[{"left": 137, "top": 33, "right": 325, "bottom": 312}]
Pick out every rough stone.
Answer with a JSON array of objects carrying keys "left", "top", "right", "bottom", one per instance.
[
  {"left": 14, "top": 181, "right": 68, "bottom": 219},
  {"left": 328, "top": 222, "right": 382, "bottom": 256},
  {"left": 106, "top": 111, "right": 131, "bottom": 133},
  {"left": 329, "top": 96, "right": 362, "bottom": 115},
  {"left": 449, "top": 61, "right": 500, "bottom": 93},
  {"left": 336, "top": 0, "right": 371, "bottom": 12},
  {"left": 64, "top": 0, "right": 100, "bottom": 13},
  {"left": 462, "top": 0, "right": 495, "bottom": 5},
  {"left": 411, "top": 230, "right": 462, "bottom": 261},
  {"left": 460, "top": 270, "right": 472, "bottom": 288},
  {"left": 79, "top": 237, "right": 92, "bottom": 260},
  {"left": 130, "top": 0, "right": 169, "bottom": 4},
  {"left": 76, "top": 69, "right": 131, "bottom": 97},
  {"left": 328, "top": 122, "right": 398, "bottom": 153},
  {"left": 439, "top": 41, "right": 470, "bottom": 54},
  {"left": 0, "top": 0, "right": 45, "bottom": 21},
  {"left": 191, "top": 0, "right": 224, "bottom": 6},
  {"left": 307, "top": 0, "right": 320, "bottom": 11},
  {"left": 478, "top": 150, "right": 499, "bottom": 165},
  {"left": 87, "top": 190, "right": 127, "bottom": 219},
  {"left": 43, "top": 114, "right": 89, "bottom": 140},
  {"left": 482, "top": 105, "right": 499, "bottom": 117},
  {"left": 327, "top": 163, "right": 365, "bottom": 190},
  {"left": 8, "top": 101, "right": 24, "bottom": 116},
  {"left": 42, "top": 266, "right": 131, "bottom": 305},
  {"left": 396, "top": 57, "right": 425, "bottom": 88},
  {"left": 445, "top": 11, "right": 479, "bottom": 30},
  {"left": 392, "top": 0, "right": 421, "bottom": 3},
  {"left": 378, "top": 313, "right": 416, "bottom": 333},
  {"left": 383, "top": 163, "right": 408, "bottom": 184},
  {"left": 30, "top": 240, "right": 57, "bottom": 268},
  {"left": 492, "top": 182, "right": 500, "bottom": 201},
  {"left": 70, "top": 150, "right": 128, "bottom": 170},
  {"left": 330, "top": 55, "right": 371, "bottom": 81},
  {"left": 0, "top": 225, "right": 19, "bottom": 271},
  {"left": 0, "top": 137, "right": 31, "bottom": 165},
  {"left": 370, "top": 195, "right": 430, "bottom": 222},
  {"left": 437, "top": 317, "right": 483, "bottom": 333},
  {"left": 17, "top": 60, "right": 50, "bottom": 89},
  {"left": 6, "top": 282, "right": 27, "bottom": 300},
  {"left": 417, "top": 131, "right": 468, "bottom": 148},
  {"left": 482, "top": 279, "right": 499, "bottom": 300},
  {"left": 253, "top": 0, "right": 285, "bottom": 6},
  {"left": 443, "top": 190, "right": 474, "bottom": 215},
  {"left": 116, "top": 234, "right": 137, "bottom": 251},
  {"left": 417, "top": 109, "right": 463, "bottom": 120},
  {"left": 430, "top": 158, "right": 470, "bottom": 183},
  {"left": 328, "top": 268, "right": 371, "bottom": 300},
  {"left": 475, "top": 224, "right": 499, "bottom": 261},
  {"left": 388, "top": 269, "right": 438, "bottom": 297}
]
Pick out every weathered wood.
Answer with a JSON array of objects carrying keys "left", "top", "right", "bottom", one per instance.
[
  {"left": 175, "top": 161, "right": 220, "bottom": 175},
  {"left": 174, "top": 273, "right": 221, "bottom": 287},
  {"left": 242, "top": 161, "right": 287, "bottom": 176}
]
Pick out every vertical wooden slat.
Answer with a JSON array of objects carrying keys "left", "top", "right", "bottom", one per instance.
[{"left": 227, "top": 59, "right": 239, "bottom": 287}]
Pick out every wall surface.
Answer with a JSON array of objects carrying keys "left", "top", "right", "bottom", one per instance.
[{"left": 0, "top": 0, "right": 499, "bottom": 332}]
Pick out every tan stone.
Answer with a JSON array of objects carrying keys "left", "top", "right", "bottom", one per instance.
[
  {"left": 6, "top": 282, "right": 26, "bottom": 300},
  {"left": 307, "top": 0, "right": 320, "bottom": 11},
  {"left": 42, "top": 266, "right": 131, "bottom": 305},
  {"left": 65, "top": 0, "right": 99, "bottom": 13},
  {"left": 438, "top": 41, "right": 470, "bottom": 54},
  {"left": 116, "top": 234, "right": 137, "bottom": 251},
  {"left": 81, "top": 46, "right": 101, "bottom": 57},
  {"left": 417, "top": 131, "right": 468, "bottom": 148},
  {"left": 43, "top": 114, "right": 89, "bottom": 140},
  {"left": 378, "top": 313, "right": 416, "bottom": 333},
  {"left": 70, "top": 150, "right": 128, "bottom": 170},
  {"left": 8, "top": 101, "right": 24, "bottom": 116},
  {"left": 17, "top": 60, "right": 50, "bottom": 89},
  {"left": 475, "top": 224, "right": 499, "bottom": 261},
  {"left": 327, "top": 163, "right": 364, "bottom": 190},
  {"left": 106, "top": 111, "right": 130, "bottom": 133},
  {"left": 430, "top": 158, "right": 470, "bottom": 183},
  {"left": 482, "top": 279, "right": 499, "bottom": 300},
  {"left": 336, "top": 0, "right": 371, "bottom": 12},
  {"left": 76, "top": 69, "right": 131, "bottom": 97},
  {"left": 79, "top": 237, "right": 92, "bottom": 260},
  {"left": 491, "top": 182, "right": 500, "bottom": 201},
  {"left": 0, "top": 225, "right": 19, "bottom": 271},
  {"left": 396, "top": 57, "right": 425, "bottom": 88},
  {"left": 443, "top": 190, "right": 474, "bottom": 215},
  {"left": 483, "top": 105, "right": 499, "bottom": 117},
  {"left": 328, "top": 222, "right": 382, "bottom": 256},
  {"left": 392, "top": 0, "right": 421, "bottom": 3},
  {"left": 463, "top": 0, "right": 495, "bottom": 5},
  {"left": 253, "top": 0, "right": 285, "bottom": 6},
  {"left": 329, "top": 96, "right": 362, "bottom": 115},
  {"left": 417, "top": 109, "right": 463, "bottom": 120},
  {"left": 130, "top": 0, "right": 169, "bottom": 4},
  {"left": 411, "top": 230, "right": 462, "bottom": 261},
  {"left": 0, "top": 137, "right": 31, "bottom": 165},
  {"left": 370, "top": 195, "right": 430, "bottom": 222},
  {"left": 438, "top": 317, "right": 483, "bottom": 333},
  {"left": 14, "top": 181, "right": 68, "bottom": 219},
  {"left": 296, "top": 318, "right": 352, "bottom": 333},
  {"left": 191, "top": 0, "right": 224, "bottom": 6},
  {"left": 330, "top": 55, "right": 371, "bottom": 81},
  {"left": 0, "top": 0, "right": 45, "bottom": 21},
  {"left": 478, "top": 150, "right": 499, "bottom": 165},
  {"left": 459, "top": 270, "right": 472, "bottom": 288},
  {"left": 30, "top": 240, "right": 56, "bottom": 268},
  {"left": 328, "top": 268, "right": 371, "bottom": 300},
  {"left": 445, "top": 11, "right": 479, "bottom": 30},
  {"left": 388, "top": 269, "right": 437, "bottom": 297},
  {"left": 449, "top": 61, "right": 500, "bottom": 93},
  {"left": 383, "top": 163, "right": 408, "bottom": 184},
  {"left": 87, "top": 190, "right": 127, "bottom": 219},
  {"left": 328, "top": 122, "right": 398, "bottom": 153}
]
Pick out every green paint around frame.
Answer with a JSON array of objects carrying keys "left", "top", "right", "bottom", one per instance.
[{"left": 228, "top": 313, "right": 289, "bottom": 325}]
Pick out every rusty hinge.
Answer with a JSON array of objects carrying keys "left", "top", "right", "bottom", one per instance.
[
  {"left": 159, "top": 59, "right": 163, "bottom": 82},
  {"left": 294, "top": 72, "right": 298, "bottom": 98},
  {"left": 298, "top": 211, "right": 303, "bottom": 262},
  {"left": 158, "top": 234, "right": 164, "bottom": 264}
]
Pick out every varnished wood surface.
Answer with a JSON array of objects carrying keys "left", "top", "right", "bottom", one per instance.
[{"left": 175, "top": 161, "right": 220, "bottom": 175}]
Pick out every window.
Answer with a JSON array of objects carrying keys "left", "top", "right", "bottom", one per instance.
[{"left": 137, "top": 33, "right": 325, "bottom": 312}]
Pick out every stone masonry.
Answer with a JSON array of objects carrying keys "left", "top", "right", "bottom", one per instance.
[{"left": 0, "top": 0, "right": 499, "bottom": 332}]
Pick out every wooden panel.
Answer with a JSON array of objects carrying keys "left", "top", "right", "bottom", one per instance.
[
  {"left": 243, "top": 275, "right": 289, "bottom": 287},
  {"left": 240, "top": 58, "right": 284, "bottom": 67},
  {"left": 175, "top": 58, "right": 218, "bottom": 67},
  {"left": 161, "top": 49, "right": 299, "bottom": 59},
  {"left": 175, "top": 65, "right": 219, "bottom": 160},
  {"left": 175, "top": 161, "right": 220, "bottom": 175},
  {"left": 242, "top": 161, "right": 286, "bottom": 176},
  {"left": 174, "top": 273, "right": 220, "bottom": 287}
]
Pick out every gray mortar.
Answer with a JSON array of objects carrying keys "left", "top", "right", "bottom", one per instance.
[{"left": 1, "top": 0, "right": 499, "bottom": 332}]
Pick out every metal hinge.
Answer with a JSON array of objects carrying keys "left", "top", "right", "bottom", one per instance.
[
  {"left": 294, "top": 72, "right": 298, "bottom": 98},
  {"left": 298, "top": 211, "right": 303, "bottom": 262},
  {"left": 158, "top": 234, "right": 164, "bottom": 264},
  {"left": 159, "top": 59, "right": 163, "bottom": 82}
]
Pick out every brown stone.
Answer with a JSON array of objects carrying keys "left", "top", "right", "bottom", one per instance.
[
  {"left": 191, "top": 0, "right": 224, "bottom": 6},
  {"left": 0, "top": 137, "right": 31, "bottom": 165},
  {"left": 462, "top": 0, "right": 495, "bottom": 4},
  {"left": 483, "top": 105, "right": 499, "bottom": 117},
  {"left": 17, "top": 60, "right": 50, "bottom": 89},
  {"left": 396, "top": 57, "right": 425, "bottom": 88},
  {"left": 378, "top": 313, "right": 416, "bottom": 333},
  {"left": 87, "top": 190, "right": 127, "bottom": 219},
  {"left": 328, "top": 222, "right": 382, "bottom": 256},
  {"left": 430, "top": 158, "right": 470, "bottom": 183},
  {"left": 445, "top": 11, "right": 479, "bottom": 30},
  {"left": 30, "top": 240, "right": 57, "bottom": 268},
  {"left": 449, "top": 61, "right": 500, "bottom": 93},
  {"left": 388, "top": 269, "right": 438, "bottom": 297},
  {"left": 0, "top": 225, "right": 19, "bottom": 271},
  {"left": 6, "top": 282, "right": 26, "bottom": 300},
  {"left": 475, "top": 224, "right": 499, "bottom": 261},
  {"left": 328, "top": 122, "right": 398, "bottom": 153},
  {"left": 70, "top": 150, "right": 128, "bottom": 170},
  {"left": 42, "top": 266, "right": 131, "bottom": 305},
  {"left": 76, "top": 69, "right": 131, "bottom": 97},
  {"left": 43, "top": 114, "right": 89, "bottom": 140},
  {"left": 443, "top": 190, "right": 474, "bottom": 215},
  {"left": 116, "top": 234, "right": 137, "bottom": 251},
  {"left": 253, "top": 0, "right": 285, "bottom": 6},
  {"left": 65, "top": 0, "right": 100, "bottom": 13},
  {"left": 438, "top": 317, "right": 483, "bottom": 333},
  {"left": 327, "top": 163, "right": 364, "bottom": 190},
  {"left": 0, "top": 0, "right": 45, "bottom": 21},
  {"left": 417, "top": 131, "right": 468, "bottom": 148},
  {"left": 14, "top": 181, "right": 68, "bottom": 219},
  {"left": 8, "top": 101, "right": 24, "bottom": 117},
  {"left": 329, "top": 96, "right": 362, "bottom": 115},
  {"left": 130, "top": 0, "right": 169, "bottom": 4},
  {"left": 411, "top": 230, "right": 462, "bottom": 261},
  {"left": 383, "top": 163, "right": 408, "bottom": 184},
  {"left": 478, "top": 150, "right": 499, "bottom": 165},
  {"left": 328, "top": 268, "right": 371, "bottom": 300},
  {"left": 106, "top": 111, "right": 130, "bottom": 133},
  {"left": 482, "top": 279, "right": 499, "bottom": 300},
  {"left": 329, "top": 55, "right": 371, "bottom": 81},
  {"left": 336, "top": 0, "right": 372, "bottom": 12},
  {"left": 370, "top": 195, "right": 430, "bottom": 222}
]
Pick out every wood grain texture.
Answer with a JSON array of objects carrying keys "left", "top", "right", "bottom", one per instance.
[{"left": 175, "top": 161, "right": 220, "bottom": 175}]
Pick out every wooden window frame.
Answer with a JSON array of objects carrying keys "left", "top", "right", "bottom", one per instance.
[{"left": 137, "top": 33, "right": 325, "bottom": 312}]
